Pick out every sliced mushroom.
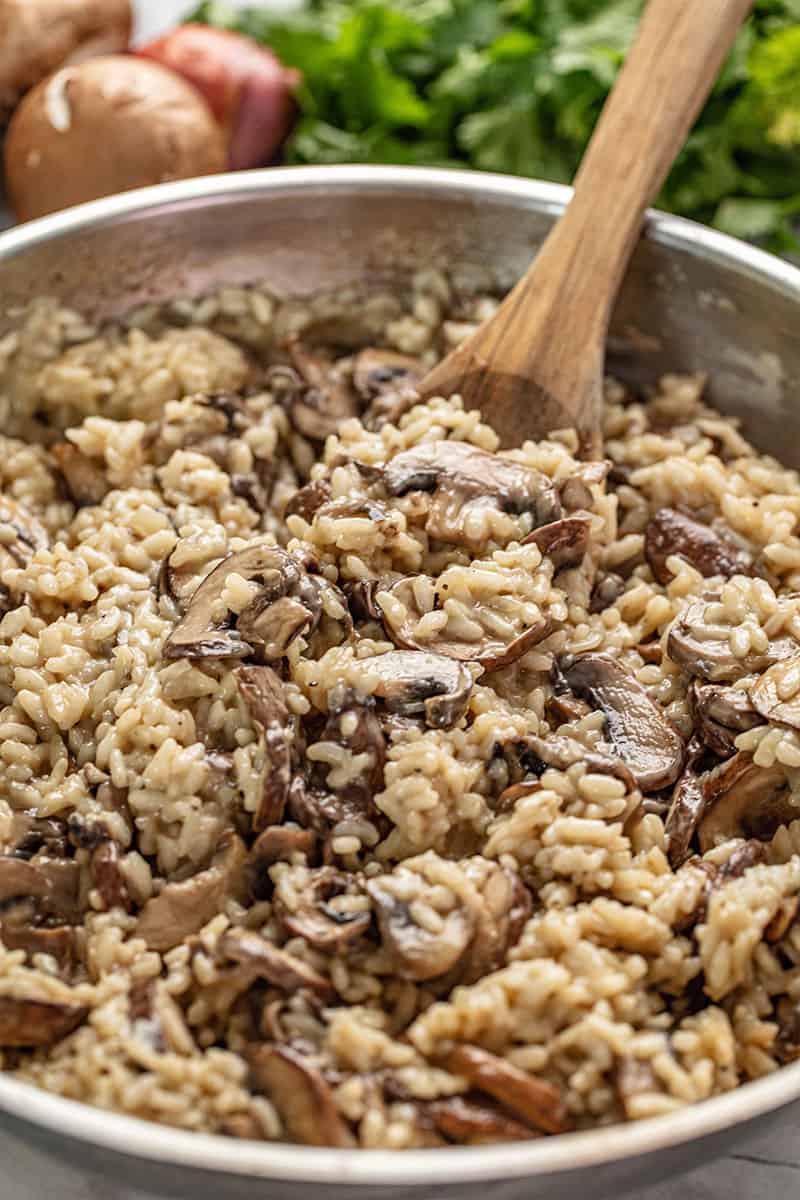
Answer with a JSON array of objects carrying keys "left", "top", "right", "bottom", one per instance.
[
  {"left": 0, "top": 855, "right": 79, "bottom": 924},
  {"left": 284, "top": 478, "right": 332, "bottom": 523},
  {"left": 164, "top": 544, "right": 322, "bottom": 661},
  {"left": 90, "top": 841, "right": 132, "bottom": 912},
  {"left": 645, "top": 508, "right": 752, "bottom": 586},
  {"left": 156, "top": 543, "right": 212, "bottom": 611},
  {"left": 460, "top": 861, "right": 532, "bottom": 985},
  {"left": 352, "top": 348, "right": 424, "bottom": 402},
  {"left": 776, "top": 997, "right": 800, "bottom": 1063},
  {"left": 664, "top": 738, "right": 708, "bottom": 868},
  {"left": 559, "top": 654, "right": 685, "bottom": 791},
  {"left": 428, "top": 1095, "right": 535, "bottom": 1144},
  {"left": 250, "top": 825, "right": 317, "bottom": 872},
  {"left": 221, "top": 928, "right": 333, "bottom": 1001},
  {"left": 236, "top": 665, "right": 293, "bottom": 830},
  {"left": 380, "top": 575, "right": 554, "bottom": 671},
  {"left": 522, "top": 516, "right": 591, "bottom": 569},
  {"left": 697, "top": 753, "right": 798, "bottom": 852},
  {"left": 667, "top": 594, "right": 799, "bottom": 683},
  {"left": 366, "top": 871, "right": 474, "bottom": 982},
  {"left": 343, "top": 578, "right": 383, "bottom": 623},
  {"left": 52, "top": 442, "right": 109, "bottom": 506},
  {"left": 0, "top": 495, "right": 48, "bottom": 573},
  {"left": 717, "top": 839, "right": 767, "bottom": 881},
  {"left": 0, "top": 923, "right": 74, "bottom": 970},
  {"left": 437, "top": 1045, "right": 571, "bottom": 1136},
  {"left": 545, "top": 693, "right": 593, "bottom": 728},
  {"left": 346, "top": 651, "right": 473, "bottom": 729},
  {"left": 690, "top": 681, "right": 762, "bottom": 756},
  {"left": 279, "top": 341, "right": 359, "bottom": 441},
  {"left": 248, "top": 1044, "right": 355, "bottom": 1147},
  {"left": 559, "top": 462, "right": 608, "bottom": 512},
  {"left": 307, "top": 685, "right": 387, "bottom": 824},
  {"left": 136, "top": 833, "right": 247, "bottom": 951},
  {"left": 0, "top": 992, "right": 88, "bottom": 1048},
  {"left": 274, "top": 867, "right": 371, "bottom": 951},
  {"left": 589, "top": 572, "right": 625, "bottom": 614},
  {"left": 750, "top": 658, "right": 800, "bottom": 730},
  {"left": 516, "top": 732, "right": 639, "bottom": 793},
  {"left": 382, "top": 441, "right": 563, "bottom": 549}
]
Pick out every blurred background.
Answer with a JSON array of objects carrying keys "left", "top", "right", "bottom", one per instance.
[{"left": 2, "top": 0, "right": 799, "bottom": 249}]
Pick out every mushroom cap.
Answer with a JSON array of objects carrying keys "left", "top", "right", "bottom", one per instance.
[
  {"left": 4, "top": 55, "right": 226, "bottom": 222},
  {"left": 0, "top": 0, "right": 131, "bottom": 114}
]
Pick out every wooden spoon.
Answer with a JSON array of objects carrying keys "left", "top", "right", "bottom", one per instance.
[{"left": 417, "top": 0, "right": 753, "bottom": 452}]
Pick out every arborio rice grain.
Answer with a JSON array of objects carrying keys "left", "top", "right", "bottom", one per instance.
[{"left": 2, "top": 273, "right": 800, "bottom": 1146}]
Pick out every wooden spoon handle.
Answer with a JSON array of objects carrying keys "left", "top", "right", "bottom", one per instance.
[
  {"left": 418, "top": 0, "right": 753, "bottom": 450},
  {"left": 559, "top": 0, "right": 754, "bottom": 305}
]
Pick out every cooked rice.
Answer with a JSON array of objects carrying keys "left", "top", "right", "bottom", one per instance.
[{"left": 1, "top": 271, "right": 800, "bottom": 1146}]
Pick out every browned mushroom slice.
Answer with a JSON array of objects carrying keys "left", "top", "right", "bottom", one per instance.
[
  {"left": 284, "top": 478, "right": 333, "bottom": 523},
  {"left": 697, "top": 753, "right": 798, "bottom": 852},
  {"left": 645, "top": 508, "right": 752, "bottom": 586},
  {"left": 717, "top": 839, "right": 767, "bottom": 881},
  {"left": 164, "top": 544, "right": 320, "bottom": 660},
  {"left": 460, "top": 862, "right": 532, "bottom": 984},
  {"left": 522, "top": 516, "right": 591, "bottom": 569},
  {"left": 0, "top": 857, "right": 53, "bottom": 904},
  {"left": 382, "top": 441, "right": 563, "bottom": 549},
  {"left": 365, "top": 874, "right": 474, "bottom": 982},
  {"left": 664, "top": 738, "right": 707, "bottom": 868},
  {"left": 52, "top": 442, "right": 110, "bottom": 507},
  {"left": 90, "top": 841, "right": 133, "bottom": 912},
  {"left": 343, "top": 578, "right": 383, "bottom": 623},
  {"left": 347, "top": 651, "right": 473, "bottom": 729},
  {"left": 438, "top": 1045, "right": 571, "bottom": 1136},
  {"left": 0, "top": 855, "right": 80, "bottom": 924},
  {"left": 559, "top": 655, "right": 685, "bottom": 792},
  {"left": 589, "top": 572, "right": 625, "bottom": 614},
  {"left": 236, "top": 665, "right": 293, "bottom": 830},
  {"left": 0, "top": 993, "right": 88, "bottom": 1048},
  {"left": 776, "top": 997, "right": 800, "bottom": 1063},
  {"left": 0, "top": 496, "right": 48, "bottom": 572},
  {"left": 275, "top": 867, "right": 371, "bottom": 951},
  {"left": 690, "top": 681, "right": 762, "bottom": 756},
  {"left": 428, "top": 1095, "right": 535, "bottom": 1144},
  {"left": 221, "top": 928, "right": 334, "bottom": 1001},
  {"left": 137, "top": 833, "right": 247, "bottom": 951},
  {"left": 518, "top": 733, "right": 639, "bottom": 793},
  {"left": 0, "top": 923, "right": 74, "bottom": 970},
  {"left": 750, "top": 659, "right": 800, "bottom": 730},
  {"left": 250, "top": 825, "right": 318, "bottom": 871},
  {"left": 156, "top": 544, "right": 211, "bottom": 611},
  {"left": 667, "top": 594, "right": 799, "bottom": 683},
  {"left": 545, "top": 693, "right": 593, "bottom": 727},
  {"left": 380, "top": 575, "right": 554, "bottom": 671},
  {"left": 306, "top": 685, "right": 387, "bottom": 826},
  {"left": 352, "top": 348, "right": 424, "bottom": 402},
  {"left": 248, "top": 1044, "right": 355, "bottom": 1147},
  {"left": 559, "top": 462, "right": 608, "bottom": 512},
  {"left": 281, "top": 341, "right": 359, "bottom": 441}
]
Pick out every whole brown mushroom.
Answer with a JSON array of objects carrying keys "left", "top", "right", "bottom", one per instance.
[
  {"left": 0, "top": 0, "right": 132, "bottom": 125},
  {"left": 4, "top": 55, "right": 226, "bottom": 222}
]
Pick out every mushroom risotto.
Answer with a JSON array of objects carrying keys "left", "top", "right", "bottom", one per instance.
[{"left": 2, "top": 273, "right": 800, "bottom": 1146}]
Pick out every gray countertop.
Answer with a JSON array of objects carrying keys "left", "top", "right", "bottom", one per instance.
[{"left": 1, "top": 0, "right": 797, "bottom": 1194}]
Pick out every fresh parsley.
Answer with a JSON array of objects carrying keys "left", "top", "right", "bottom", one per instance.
[{"left": 192, "top": 0, "right": 800, "bottom": 250}]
